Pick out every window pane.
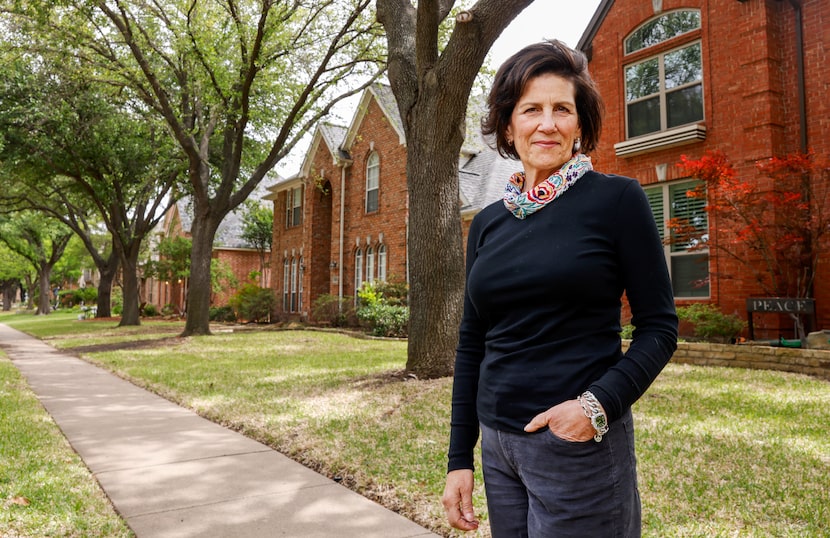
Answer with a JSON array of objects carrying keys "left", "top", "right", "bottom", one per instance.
[
  {"left": 627, "top": 97, "right": 661, "bottom": 138},
  {"left": 664, "top": 44, "right": 701, "bottom": 89},
  {"left": 670, "top": 181, "right": 708, "bottom": 252},
  {"left": 667, "top": 85, "right": 704, "bottom": 128},
  {"left": 625, "top": 10, "right": 701, "bottom": 53},
  {"left": 625, "top": 59, "right": 659, "bottom": 101},
  {"left": 366, "top": 247, "right": 374, "bottom": 283},
  {"left": 366, "top": 188, "right": 378, "bottom": 213},
  {"left": 378, "top": 245, "right": 387, "bottom": 282},
  {"left": 355, "top": 249, "right": 363, "bottom": 293},
  {"left": 671, "top": 253, "right": 709, "bottom": 297}
]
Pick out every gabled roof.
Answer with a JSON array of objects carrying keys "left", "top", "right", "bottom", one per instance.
[
  {"left": 342, "top": 83, "right": 406, "bottom": 149},
  {"left": 577, "top": 1, "right": 614, "bottom": 53}
]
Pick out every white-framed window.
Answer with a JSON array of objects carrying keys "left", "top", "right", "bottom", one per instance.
[
  {"left": 366, "top": 246, "right": 375, "bottom": 284},
  {"left": 355, "top": 248, "right": 364, "bottom": 295},
  {"left": 286, "top": 186, "right": 303, "bottom": 228},
  {"left": 377, "top": 244, "right": 387, "bottom": 282},
  {"left": 290, "top": 257, "right": 298, "bottom": 312},
  {"left": 283, "top": 257, "right": 290, "bottom": 310},
  {"left": 624, "top": 10, "right": 703, "bottom": 139},
  {"left": 645, "top": 180, "right": 710, "bottom": 298},
  {"left": 366, "top": 152, "right": 379, "bottom": 213}
]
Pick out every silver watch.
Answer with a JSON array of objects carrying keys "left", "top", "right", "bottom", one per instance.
[{"left": 578, "top": 391, "right": 609, "bottom": 442}]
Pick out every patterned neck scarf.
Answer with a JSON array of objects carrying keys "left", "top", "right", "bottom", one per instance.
[{"left": 503, "top": 153, "right": 593, "bottom": 219}]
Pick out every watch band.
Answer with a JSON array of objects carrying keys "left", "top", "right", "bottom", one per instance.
[{"left": 578, "top": 391, "right": 609, "bottom": 442}]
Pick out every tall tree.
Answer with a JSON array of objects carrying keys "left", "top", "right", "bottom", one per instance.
[
  {"left": 376, "top": 0, "right": 534, "bottom": 377},
  {"left": 0, "top": 44, "right": 184, "bottom": 324},
  {"left": 0, "top": 211, "right": 73, "bottom": 315},
  {"left": 9, "top": 0, "right": 387, "bottom": 335}
]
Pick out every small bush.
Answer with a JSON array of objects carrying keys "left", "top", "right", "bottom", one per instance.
[
  {"left": 210, "top": 305, "right": 237, "bottom": 322},
  {"left": 312, "top": 294, "right": 356, "bottom": 327},
  {"left": 357, "top": 303, "right": 409, "bottom": 337},
  {"left": 356, "top": 282, "right": 409, "bottom": 337},
  {"left": 142, "top": 303, "right": 159, "bottom": 317},
  {"left": 161, "top": 303, "right": 177, "bottom": 316},
  {"left": 229, "top": 283, "right": 275, "bottom": 323},
  {"left": 58, "top": 287, "right": 98, "bottom": 307},
  {"left": 620, "top": 324, "right": 635, "bottom": 339},
  {"left": 677, "top": 303, "right": 747, "bottom": 343}
]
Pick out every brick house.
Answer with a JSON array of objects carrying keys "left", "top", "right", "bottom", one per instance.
[
  {"left": 144, "top": 192, "right": 272, "bottom": 314},
  {"left": 266, "top": 83, "right": 513, "bottom": 319},
  {"left": 579, "top": 0, "right": 829, "bottom": 338}
]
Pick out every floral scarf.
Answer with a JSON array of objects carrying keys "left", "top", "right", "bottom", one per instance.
[{"left": 503, "top": 153, "right": 593, "bottom": 219}]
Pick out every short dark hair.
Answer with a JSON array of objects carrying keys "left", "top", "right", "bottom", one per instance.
[{"left": 482, "top": 40, "right": 604, "bottom": 160}]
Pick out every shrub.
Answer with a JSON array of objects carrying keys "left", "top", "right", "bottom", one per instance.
[
  {"left": 677, "top": 303, "right": 747, "bottom": 343},
  {"left": 209, "top": 305, "right": 237, "bottom": 322},
  {"left": 620, "top": 324, "right": 635, "bottom": 339},
  {"left": 357, "top": 303, "right": 409, "bottom": 337},
  {"left": 356, "top": 282, "right": 409, "bottom": 338},
  {"left": 142, "top": 303, "right": 159, "bottom": 317},
  {"left": 161, "top": 303, "right": 177, "bottom": 316},
  {"left": 312, "top": 294, "right": 356, "bottom": 327},
  {"left": 229, "top": 283, "right": 275, "bottom": 323},
  {"left": 58, "top": 287, "right": 98, "bottom": 307}
]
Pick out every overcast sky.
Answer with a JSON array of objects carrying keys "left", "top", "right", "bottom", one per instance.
[
  {"left": 488, "top": 0, "right": 602, "bottom": 68},
  {"left": 276, "top": 1, "right": 603, "bottom": 176}
]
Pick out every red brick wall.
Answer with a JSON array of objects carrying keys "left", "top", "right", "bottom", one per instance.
[
  {"left": 211, "top": 248, "right": 269, "bottom": 307},
  {"left": 587, "top": 0, "right": 830, "bottom": 337},
  {"left": 341, "top": 98, "right": 409, "bottom": 299}
]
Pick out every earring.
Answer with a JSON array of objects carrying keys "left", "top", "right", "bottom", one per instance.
[{"left": 573, "top": 137, "right": 582, "bottom": 153}]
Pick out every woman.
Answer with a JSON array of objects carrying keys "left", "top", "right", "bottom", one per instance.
[{"left": 442, "top": 40, "right": 678, "bottom": 537}]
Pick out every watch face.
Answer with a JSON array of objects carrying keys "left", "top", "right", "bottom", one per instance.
[{"left": 594, "top": 415, "right": 608, "bottom": 430}]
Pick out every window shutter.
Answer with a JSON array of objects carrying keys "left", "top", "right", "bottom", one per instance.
[{"left": 645, "top": 187, "right": 665, "bottom": 240}]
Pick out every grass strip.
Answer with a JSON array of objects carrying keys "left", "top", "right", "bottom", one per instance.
[{"left": 0, "top": 349, "right": 133, "bottom": 538}]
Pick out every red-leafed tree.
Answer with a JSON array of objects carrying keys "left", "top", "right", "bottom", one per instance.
[{"left": 671, "top": 150, "right": 830, "bottom": 306}]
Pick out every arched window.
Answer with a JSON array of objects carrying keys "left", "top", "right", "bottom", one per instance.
[
  {"left": 355, "top": 248, "right": 364, "bottom": 295},
  {"left": 625, "top": 10, "right": 700, "bottom": 54},
  {"left": 366, "top": 152, "right": 379, "bottom": 213},
  {"left": 366, "top": 246, "right": 375, "bottom": 284},
  {"left": 377, "top": 244, "right": 387, "bottom": 282},
  {"left": 623, "top": 10, "right": 703, "bottom": 139}
]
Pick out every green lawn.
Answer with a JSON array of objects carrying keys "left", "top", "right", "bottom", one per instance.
[{"left": 2, "top": 311, "right": 828, "bottom": 537}]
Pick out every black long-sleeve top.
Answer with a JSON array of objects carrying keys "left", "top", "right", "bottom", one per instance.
[{"left": 448, "top": 170, "right": 678, "bottom": 472}]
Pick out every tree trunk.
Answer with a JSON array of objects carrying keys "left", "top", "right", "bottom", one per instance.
[
  {"left": 118, "top": 245, "right": 142, "bottom": 326},
  {"left": 36, "top": 266, "right": 52, "bottom": 315},
  {"left": 181, "top": 212, "right": 221, "bottom": 336},
  {"left": 95, "top": 252, "right": 119, "bottom": 318},
  {"left": 404, "top": 95, "right": 467, "bottom": 378},
  {"left": 1, "top": 282, "right": 16, "bottom": 311}
]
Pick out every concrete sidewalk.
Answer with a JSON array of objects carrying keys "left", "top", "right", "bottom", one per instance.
[{"left": 0, "top": 323, "right": 439, "bottom": 538}]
